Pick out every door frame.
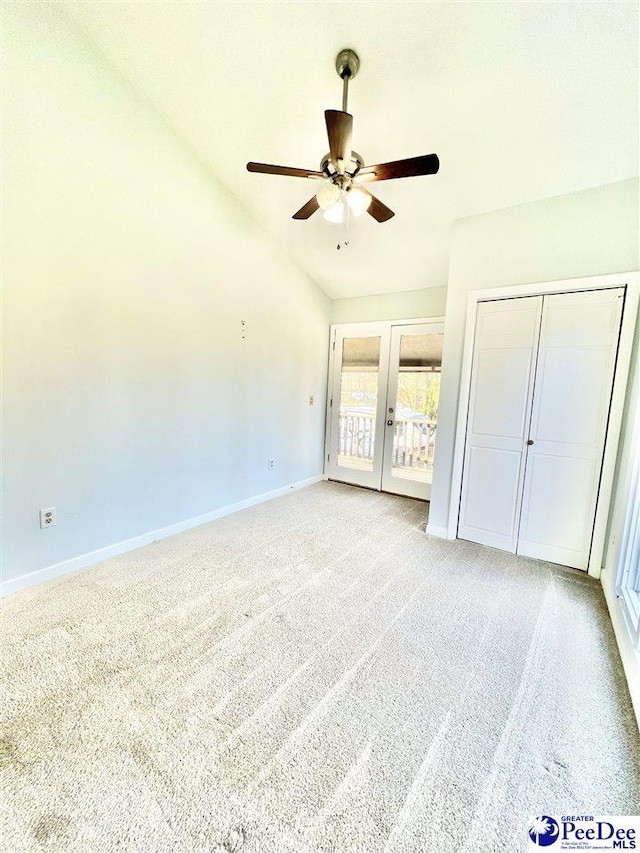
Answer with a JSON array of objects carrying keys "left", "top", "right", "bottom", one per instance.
[
  {"left": 324, "top": 316, "right": 445, "bottom": 492},
  {"left": 446, "top": 272, "right": 639, "bottom": 579}
]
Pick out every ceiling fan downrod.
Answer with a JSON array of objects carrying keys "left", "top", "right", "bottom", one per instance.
[{"left": 335, "top": 48, "right": 360, "bottom": 113}]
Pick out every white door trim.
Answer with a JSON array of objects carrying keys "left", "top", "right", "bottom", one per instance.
[{"left": 446, "top": 272, "right": 640, "bottom": 578}]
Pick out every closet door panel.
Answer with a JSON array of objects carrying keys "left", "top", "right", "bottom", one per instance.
[
  {"left": 534, "top": 346, "right": 616, "bottom": 446},
  {"left": 519, "top": 453, "right": 600, "bottom": 559},
  {"left": 462, "top": 446, "right": 523, "bottom": 538},
  {"left": 472, "top": 348, "right": 535, "bottom": 439},
  {"left": 458, "top": 296, "right": 543, "bottom": 551},
  {"left": 517, "top": 288, "right": 625, "bottom": 569}
]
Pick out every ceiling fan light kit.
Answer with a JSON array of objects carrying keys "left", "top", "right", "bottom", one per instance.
[{"left": 246, "top": 48, "right": 439, "bottom": 238}]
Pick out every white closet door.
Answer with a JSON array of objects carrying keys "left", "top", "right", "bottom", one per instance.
[
  {"left": 458, "top": 296, "right": 543, "bottom": 551},
  {"left": 517, "top": 288, "right": 625, "bottom": 569}
]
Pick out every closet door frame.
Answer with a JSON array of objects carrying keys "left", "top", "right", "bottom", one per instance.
[{"left": 447, "top": 272, "right": 639, "bottom": 579}]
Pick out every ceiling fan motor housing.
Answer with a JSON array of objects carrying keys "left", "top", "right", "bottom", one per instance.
[{"left": 320, "top": 151, "right": 364, "bottom": 177}]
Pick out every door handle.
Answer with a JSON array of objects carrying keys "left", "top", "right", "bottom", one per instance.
[
  {"left": 387, "top": 420, "right": 394, "bottom": 426},
  {"left": 526, "top": 439, "right": 534, "bottom": 446}
]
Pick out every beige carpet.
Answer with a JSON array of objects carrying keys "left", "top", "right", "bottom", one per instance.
[{"left": 1, "top": 481, "right": 638, "bottom": 853}]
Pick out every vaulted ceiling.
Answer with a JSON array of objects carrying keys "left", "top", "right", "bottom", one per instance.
[{"left": 64, "top": 1, "right": 638, "bottom": 299}]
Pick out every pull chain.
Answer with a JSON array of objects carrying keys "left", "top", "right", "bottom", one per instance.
[{"left": 337, "top": 202, "right": 350, "bottom": 250}]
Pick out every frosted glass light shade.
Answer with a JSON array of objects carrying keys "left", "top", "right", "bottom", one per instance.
[
  {"left": 323, "top": 201, "right": 345, "bottom": 224},
  {"left": 346, "top": 187, "right": 372, "bottom": 217},
  {"left": 316, "top": 182, "right": 341, "bottom": 210}
]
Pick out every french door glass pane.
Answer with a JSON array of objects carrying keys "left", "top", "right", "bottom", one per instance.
[
  {"left": 338, "top": 336, "right": 381, "bottom": 472},
  {"left": 392, "top": 334, "right": 442, "bottom": 484}
]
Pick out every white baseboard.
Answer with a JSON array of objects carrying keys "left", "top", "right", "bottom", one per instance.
[
  {"left": 601, "top": 575, "right": 640, "bottom": 731},
  {"left": 1, "top": 475, "right": 324, "bottom": 598},
  {"left": 425, "top": 523, "right": 450, "bottom": 539}
]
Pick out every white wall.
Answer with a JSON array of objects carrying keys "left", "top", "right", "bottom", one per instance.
[
  {"left": 330, "top": 286, "right": 447, "bottom": 325},
  {"left": 430, "top": 177, "right": 640, "bottom": 533},
  {"left": 2, "top": 4, "right": 330, "bottom": 588}
]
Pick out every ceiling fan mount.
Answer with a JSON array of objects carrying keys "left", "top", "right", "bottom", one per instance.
[
  {"left": 246, "top": 48, "right": 439, "bottom": 225},
  {"left": 335, "top": 47, "right": 360, "bottom": 81}
]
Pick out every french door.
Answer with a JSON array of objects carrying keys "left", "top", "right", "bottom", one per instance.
[{"left": 326, "top": 321, "right": 444, "bottom": 500}]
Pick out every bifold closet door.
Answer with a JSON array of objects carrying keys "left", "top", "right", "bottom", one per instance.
[
  {"left": 517, "top": 288, "right": 624, "bottom": 569},
  {"left": 457, "top": 296, "right": 543, "bottom": 551}
]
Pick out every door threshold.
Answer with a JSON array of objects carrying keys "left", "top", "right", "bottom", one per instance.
[{"left": 327, "top": 478, "right": 429, "bottom": 503}]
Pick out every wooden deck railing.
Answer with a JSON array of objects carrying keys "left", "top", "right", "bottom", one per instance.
[{"left": 338, "top": 413, "right": 436, "bottom": 469}]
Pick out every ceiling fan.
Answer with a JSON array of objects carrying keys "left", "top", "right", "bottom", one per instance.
[{"left": 246, "top": 49, "right": 440, "bottom": 225}]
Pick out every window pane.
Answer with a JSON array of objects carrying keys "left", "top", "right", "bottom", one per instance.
[
  {"left": 391, "top": 333, "right": 442, "bottom": 484},
  {"left": 338, "top": 337, "right": 380, "bottom": 472}
]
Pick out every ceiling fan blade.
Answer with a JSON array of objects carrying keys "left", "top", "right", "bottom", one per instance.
[
  {"left": 356, "top": 154, "right": 439, "bottom": 183},
  {"left": 325, "top": 110, "right": 353, "bottom": 174},
  {"left": 292, "top": 196, "right": 320, "bottom": 220},
  {"left": 247, "top": 162, "right": 324, "bottom": 179},
  {"left": 363, "top": 190, "right": 395, "bottom": 223}
]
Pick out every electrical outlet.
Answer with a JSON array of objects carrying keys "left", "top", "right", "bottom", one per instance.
[
  {"left": 40, "top": 507, "right": 56, "bottom": 529},
  {"left": 269, "top": 458, "right": 275, "bottom": 470}
]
